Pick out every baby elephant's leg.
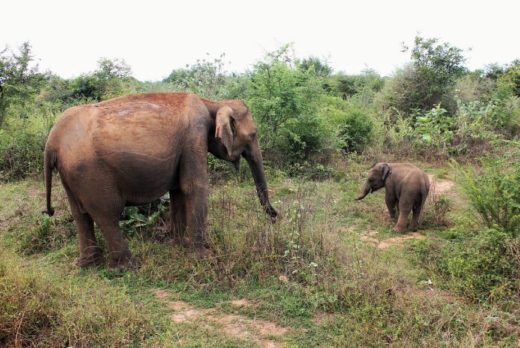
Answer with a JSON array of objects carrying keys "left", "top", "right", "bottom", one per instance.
[
  {"left": 385, "top": 193, "right": 397, "bottom": 220},
  {"left": 394, "top": 199, "right": 413, "bottom": 233},
  {"left": 411, "top": 196, "right": 425, "bottom": 231}
]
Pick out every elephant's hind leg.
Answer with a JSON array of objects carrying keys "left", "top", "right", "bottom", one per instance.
[
  {"left": 87, "top": 198, "right": 131, "bottom": 269},
  {"left": 411, "top": 195, "right": 426, "bottom": 232},
  {"left": 64, "top": 189, "right": 103, "bottom": 267},
  {"left": 395, "top": 199, "right": 413, "bottom": 233},
  {"left": 95, "top": 216, "right": 132, "bottom": 268}
]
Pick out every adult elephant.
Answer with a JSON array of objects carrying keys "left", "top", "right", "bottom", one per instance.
[{"left": 43, "top": 93, "right": 278, "bottom": 268}]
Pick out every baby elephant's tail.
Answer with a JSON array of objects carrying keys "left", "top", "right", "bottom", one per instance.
[
  {"left": 43, "top": 148, "right": 56, "bottom": 216},
  {"left": 415, "top": 180, "right": 430, "bottom": 223}
]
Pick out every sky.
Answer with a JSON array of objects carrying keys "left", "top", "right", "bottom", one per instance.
[{"left": 2, "top": 0, "right": 519, "bottom": 81}]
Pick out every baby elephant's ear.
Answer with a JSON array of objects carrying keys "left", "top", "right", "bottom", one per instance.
[{"left": 381, "top": 163, "right": 391, "bottom": 181}]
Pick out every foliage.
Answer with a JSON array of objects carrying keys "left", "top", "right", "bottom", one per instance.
[
  {"left": 437, "top": 228, "right": 519, "bottom": 302},
  {"left": 0, "top": 102, "right": 56, "bottom": 180},
  {"left": 297, "top": 56, "right": 332, "bottom": 77},
  {"left": 0, "top": 42, "right": 44, "bottom": 127},
  {"left": 18, "top": 214, "right": 76, "bottom": 255},
  {"left": 496, "top": 60, "right": 520, "bottom": 97},
  {"left": 458, "top": 157, "right": 520, "bottom": 237},
  {"left": 379, "top": 36, "right": 466, "bottom": 117},
  {"left": 163, "top": 53, "right": 228, "bottom": 99},
  {"left": 455, "top": 72, "right": 495, "bottom": 103},
  {"left": 120, "top": 196, "right": 170, "bottom": 237},
  {"left": 66, "top": 58, "right": 134, "bottom": 102},
  {"left": 0, "top": 251, "right": 155, "bottom": 347},
  {"left": 337, "top": 107, "right": 373, "bottom": 153},
  {"left": 414, "top": 105, "right": 454, "bottom": 148},
  {"left": 246, "top": 47, "right": 328, "bottom": 164},
  {"left": 330, "top": 70, "right": 384, "bottom": 107}
]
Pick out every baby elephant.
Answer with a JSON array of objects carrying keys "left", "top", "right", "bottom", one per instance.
[{"left": 356, "top": 163, "right": 430, "bottom": 232}]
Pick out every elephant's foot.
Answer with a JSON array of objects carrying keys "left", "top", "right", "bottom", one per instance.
[
  {"left": 195, "top": 245, "right": 212, "bottom": 258},
  {"left": 108, "top": 250, "right": 135, "bottom": 270},
  {"left": 172, "top": 235, "right": 191, "bottom": 248},
  {"left": 393, "top": 225, "right": 407, "bottom": 233},
  {"left": 77, "top": 252, "right": 104, "bottom": 268}
]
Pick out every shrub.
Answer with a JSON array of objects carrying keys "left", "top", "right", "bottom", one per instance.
[
  {"left": 18, "top": 214, "right": 76, "bottom": 255},
  {"left": 337, "top": 108, "right": 373, "bottom": 153},
  {"left": 246, "top": 48, "right": 329, "bottom": 165},
  {"left": 458, "top": 158, "right": 520, "bottom": 236},
  {"left": 423, "top": 192, "right": 451, "bottom": 228},
  {"left": 376, "top": 36, "right": 466, "bottom": 118},
  {"left": 0, "top": 104, "right": 54, "bottom": 181},
  {"left": 437, "top": 228, "right": 519, "bottom": 302},
  {"left": 0, "top": 251, "right": 155, "bottom": 347},
  {"left": 163, "top": 53, "right": 228, "bottom": 99}
]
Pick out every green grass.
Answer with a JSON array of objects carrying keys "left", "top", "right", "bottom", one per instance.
[{"left": 1, "top": 161, "right": 519, "bottom": 347}]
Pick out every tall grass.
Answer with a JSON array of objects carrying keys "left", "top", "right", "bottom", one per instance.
[{"left": 0, "top": 250, "right": 156, "bottom": 347}]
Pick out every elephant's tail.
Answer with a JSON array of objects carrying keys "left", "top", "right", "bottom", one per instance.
[
  {"left": 416, "top": 184, "right": 429, "bottom": 224},
  {"left": 43, "top": 148, "right": 56, "bottom": 216}
]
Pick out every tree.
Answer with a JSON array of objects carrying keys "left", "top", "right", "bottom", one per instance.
[
  {"left": 163, "top": 53, "right": 227, "bottom": 98},
  {"left": 405, "top": 36, "right": 466, "bottom": 112},
  {"left": 0, "top": 42, "right": 44, "bottom": 126},
  {"left": 246, "top": 47, "right": 327, "bottom": 163},
  {"left": 68, "top": 58, "right": 133, "bottom": 102},
  {"left": 298, "top": 57, "right": 332, "bottom": 77},
  {"left": 381, "top": 36, "right": 466, "bottom": 116}
]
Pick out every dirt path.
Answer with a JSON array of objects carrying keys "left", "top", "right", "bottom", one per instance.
[
  {"left": 153, "top": 289, "right": 288, "bottom": 347},
  {"left": 428, "top": 174, "right": 455, "bottom": 195}
]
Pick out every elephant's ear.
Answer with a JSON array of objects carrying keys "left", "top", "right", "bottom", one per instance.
[
  {"left": 381, "top": 163, "right": 391, "bottom": 181},
  {"left": 215, "top": 106, "right": 235, "bottom": 157}
]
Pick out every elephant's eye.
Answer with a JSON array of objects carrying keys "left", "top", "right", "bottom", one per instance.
[{"left": 250, "top": 131, "right": 257, "bottom": 139}]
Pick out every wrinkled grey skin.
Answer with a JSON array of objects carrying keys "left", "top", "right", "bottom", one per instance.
[{"left": 356, "top": 163, "right": 430, "bottom": 232}]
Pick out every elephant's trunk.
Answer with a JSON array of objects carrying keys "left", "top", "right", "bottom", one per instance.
[
  {"left": 356, "top": 182, "right": 372, "bottom": 200},
  {"left": 244, "top": 139, "right": 278, "bottom": 221}
]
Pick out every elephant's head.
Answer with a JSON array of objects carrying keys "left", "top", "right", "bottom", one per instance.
[
  {"left": 355, "top": 163, "right": 391, "bottom": 200},
  {"left": 208, "top": 101, "right": 278, "bottom": 221}
]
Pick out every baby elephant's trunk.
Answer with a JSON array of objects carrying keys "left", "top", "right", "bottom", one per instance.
[{"left": 356, "top": 182, "right": 371, "bottom": 200}]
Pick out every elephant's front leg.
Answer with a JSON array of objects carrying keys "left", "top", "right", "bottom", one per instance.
[
  {"left": 183, "top": 184, "right": 208, "bottom": 254},
  {"left": 178, "top": 151, "right": 210, "bottom": 255},
  {"left": 385, "top": 192, "right": 397, "bottom": 220},
  {"left": 170, "top": 189, "right": 188, "bottom": 246}
]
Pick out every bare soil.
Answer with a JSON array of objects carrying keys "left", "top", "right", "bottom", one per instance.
[
  {"left": 428, "top": 174, "right": 455, "bottom": 195},
  {"left": 153, "top": 289, "right": 288, "bottom": 347}
]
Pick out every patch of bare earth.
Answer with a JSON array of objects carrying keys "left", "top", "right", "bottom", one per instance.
[
  {"left": 360, "top": 231, "right": 427, "bottom": 249},
  {"left": 153, "top": 289, "right": 288, "bottom": 347},
  {"left": 230, "top": 298, "right": 254, "bottom": 308},
  {"left": 313, "top": 311, "right": 338, "bottom": 325},
  {"left": 427, "top": 174, "right": 455, "bottom": 195}
]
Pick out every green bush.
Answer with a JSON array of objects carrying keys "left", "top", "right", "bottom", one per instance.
[
  {"left": 0, "top": 251, "right": 155, "bottom": 346},
  {"left": 459, "top": 158, "right": 520, "bottom": 236},
  {"left": 0, "top": 104, "right": 55, "bottom": 181},
  {"left": 337, "top": 108, "right": 373, "bottom": 153},
  {"left": 18, "top": 215, "right": 76, "bottom": 255},
  {"left": 376, "top": 36, "right": 466, "bottom": 118},
  {"left": 437, "top": 228, "right": 519, "bottom": 302},
  {"left": 246, "top": 48, "right": 329, "bottom": 165}
]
